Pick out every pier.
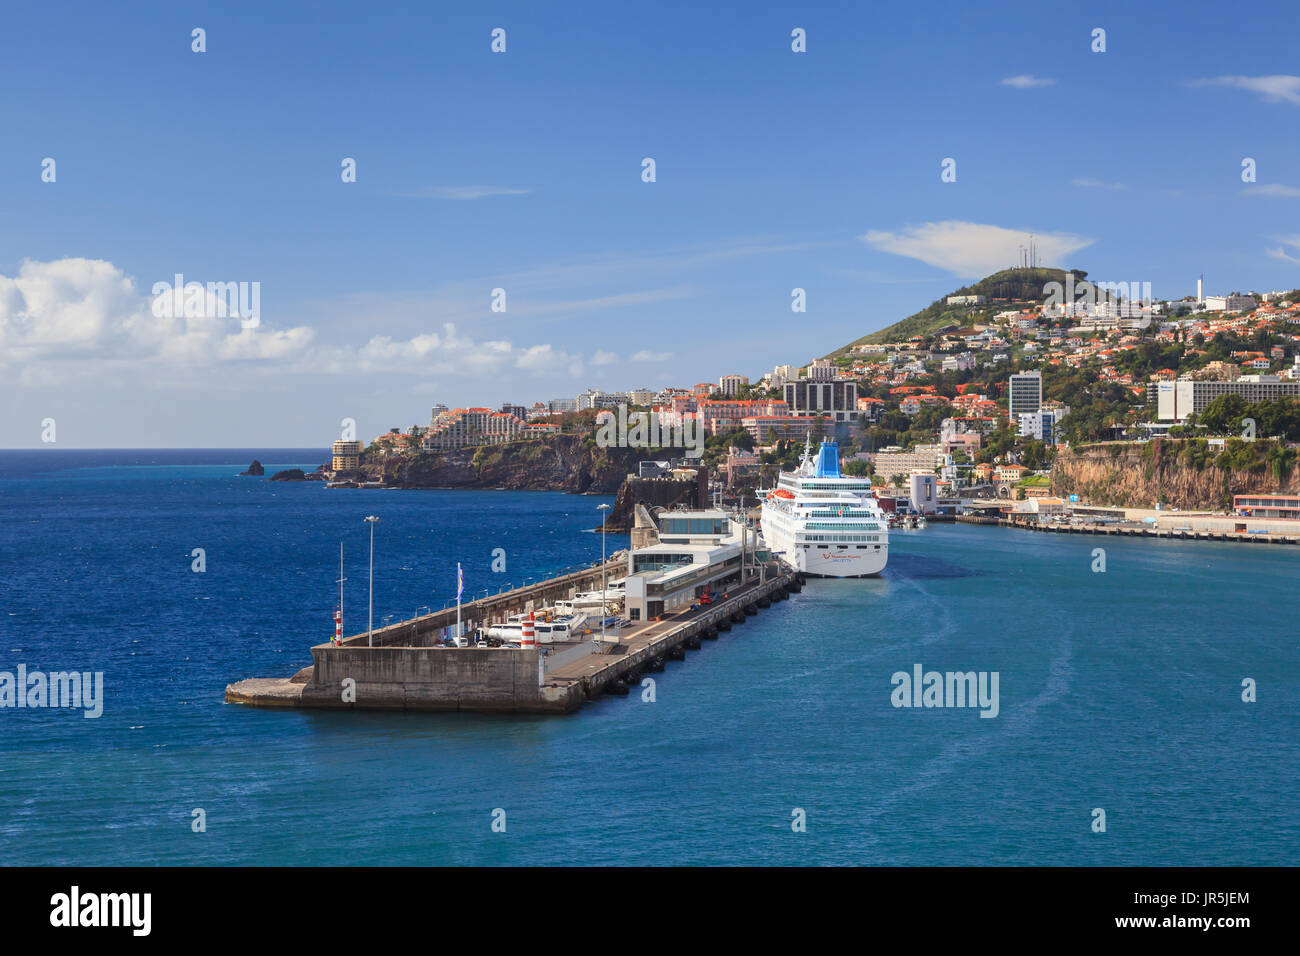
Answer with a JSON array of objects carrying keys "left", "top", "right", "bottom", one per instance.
[
  {"left": 226, "top": 561, "right": 799, "bottom": 715},
  {"left": 1002, "top": 517, "right": 1300, "bottom": 545},
  {"left": 329, "top": 557, "right": 627, "bottom": 650}
]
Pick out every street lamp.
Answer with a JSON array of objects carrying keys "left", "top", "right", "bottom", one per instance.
[
  {"left": 598, "top": 503, "right": 611, "bottom": 643},
  {"left": 364, "top": 515, "right": 380, "bottom": 646}
]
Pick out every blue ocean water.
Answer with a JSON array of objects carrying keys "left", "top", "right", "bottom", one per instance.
[{"left": 1, "top": 450, "right": 1297, "bottom": 865}]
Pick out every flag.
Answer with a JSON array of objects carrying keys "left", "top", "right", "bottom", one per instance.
[{"left": 456, "top": 562, "right": 464, "bottom": 601}]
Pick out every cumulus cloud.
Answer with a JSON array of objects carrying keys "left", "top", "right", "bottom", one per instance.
[
  {"left": 513, "top": 343, "right": 586, "bottom": 377},
  {"left": 1001, "top": 74, "right": 1055, "bottom": 88},
  {"left": 0, "top": 258, "right": 314, "bottom": 367},
  {"left": 860, "top": 221, "right": 1093, "bottom": 277},
  {"left": 630, "top": 349, "right": 673, "bottom": 362},
  {"left": 1190, "top": 75, "right": 1300, "bottom": 105},
  {"left": 0, "top": 257, "right": 596, "bottom": 384}
]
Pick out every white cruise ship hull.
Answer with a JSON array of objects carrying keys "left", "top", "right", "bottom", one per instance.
[
  {"left": 761, "top": 507, "right": 888, "bottom": 577},
  {"left": 759, "top": 439, "right": 889, "bottom": 578}
]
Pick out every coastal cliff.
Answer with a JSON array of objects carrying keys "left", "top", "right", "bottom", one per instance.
[
  {"left": 352, "top": 435, "right": 694, "bottom": 495},
  {"left": 1052, "top": 439, "right": 1300, "bottom": 510},
  {"left": 604, "top": 475, "right": 703, "bottom": 531}
]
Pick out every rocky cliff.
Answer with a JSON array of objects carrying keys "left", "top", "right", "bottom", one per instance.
[
  {"left": 604, "top": 476, "right": 701, "bottom": 531},
  {"left": 1052, "top": 439, "right": 1300, "bottom": 510},
  {"left": 355, "top": 435, "right": 694, "bottom": 495}
]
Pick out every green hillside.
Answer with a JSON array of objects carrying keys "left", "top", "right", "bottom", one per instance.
[{"left": 825, "top": 267, "right": 1090, "bottom": 358}]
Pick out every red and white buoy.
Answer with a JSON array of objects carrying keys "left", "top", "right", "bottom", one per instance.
[
  {"left": 520, "top": 611, "right": 536, "bottom": 648},
  {"left": 334, "top": 609, "right": 342, "bottom": 646}
]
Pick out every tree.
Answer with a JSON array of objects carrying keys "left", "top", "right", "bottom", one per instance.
[
  {"left": 1192, "top": 394, "right": 1250, "bottom": 436},
  {"left": 1020, "top": 439, "right": 1049, "bottom": 470}
]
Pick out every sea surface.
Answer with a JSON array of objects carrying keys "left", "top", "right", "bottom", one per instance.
[{"left": 1, "top": 449, "right": 1297, "bottom": 865}]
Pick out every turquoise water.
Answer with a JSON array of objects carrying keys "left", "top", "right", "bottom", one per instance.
[{"left": 2, "top": 450, "right": 1297, "bottom": 865}]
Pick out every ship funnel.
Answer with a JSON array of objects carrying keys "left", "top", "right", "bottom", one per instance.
[{"left": 814, "top": 441, "right": 841, "bottom": 478}]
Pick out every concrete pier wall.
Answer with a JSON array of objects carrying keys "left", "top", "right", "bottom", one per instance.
[{"left": 301, "top": 645, "right": 581, "bottom": 712}]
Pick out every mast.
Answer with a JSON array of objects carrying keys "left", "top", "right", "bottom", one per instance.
[{"left": 334, "top": 541, "right": 346, "bottom": 646}]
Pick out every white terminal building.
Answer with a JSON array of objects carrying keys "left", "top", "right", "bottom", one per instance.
[
  {"left": 1158, "top": 377, "right": 1300, "bottom": 422},
  {"left": 622, "top": 510, "right": 760, "bottom": 622}
]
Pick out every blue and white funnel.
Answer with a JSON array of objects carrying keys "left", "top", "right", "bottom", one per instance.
[{"left": 813, "top": 440, "right": 840, "bottom": 478}]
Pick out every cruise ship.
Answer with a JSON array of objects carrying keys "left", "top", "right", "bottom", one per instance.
[{"left": 760, "top": 439, "right": 889, "bottom": 577}]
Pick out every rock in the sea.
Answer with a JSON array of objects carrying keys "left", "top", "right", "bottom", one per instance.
[
  {"left": 269, "top": 469, "right": 307, "bottom": 481},
  {"left": 240, "top": 460, "right": 265, "bottom": 476}
]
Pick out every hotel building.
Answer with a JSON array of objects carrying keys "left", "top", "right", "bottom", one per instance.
[{"left": 331, "top": 440, "right": 363, "bottom": 471}]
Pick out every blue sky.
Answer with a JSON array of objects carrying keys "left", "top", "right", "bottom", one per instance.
[{"left": 3, "top": 0, "right": 1299, "bottom": 447}]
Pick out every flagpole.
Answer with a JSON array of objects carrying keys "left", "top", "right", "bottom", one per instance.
[
  {"left": 336, "top": 541, "right": 346, "bottom": 646},
  {"left": 456, "top": 561, "right": 462, "bottom": 641},
  {"left": 364, "top": 515, "right": 380, "bottom": 646}
]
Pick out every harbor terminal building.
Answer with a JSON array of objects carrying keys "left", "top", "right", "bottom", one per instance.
[{"left": 623, "top": 510, "right": 762, "bottom": 622}]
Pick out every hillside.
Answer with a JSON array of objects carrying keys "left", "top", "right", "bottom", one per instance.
[
  {"left": 1052, "top": 439, "right": 1300, "bottom": 511},
  {"left": 825, "top": 267, "right": 1089, "bottom": 357}
]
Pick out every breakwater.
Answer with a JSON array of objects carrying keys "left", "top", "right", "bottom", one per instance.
[{"left": 226, "top": 562, "right": 798, "bottom": 714}]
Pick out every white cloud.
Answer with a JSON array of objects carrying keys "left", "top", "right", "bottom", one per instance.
[
  {"left": 0, "top": 258, "right": 315, "bottom": 369},
  {"left": 1001, "top": 74, "right": 1055, "bottom": 88},
  {"left": 521, "top": 287, "right": 691, "bottom": 318},
  {"left": 591, "top": 350, "right": 619, "bottom": 365},
  {"left": 513, "top": 343, "right": 585, "bottom": 377},
  {"left": 1071, "top": 178, "right": 1127, "bottom": 191},
  {"left": 398, "top": 186, "right": 532, "bottom": 200},
  {"left": 630, "top": 349, "right": 673, "bottom": 362},
  {"left": 1243, "top": 183, "right": 1300, "bottom": 198},
  {"left": 0, "top": 258, "right": 594, "bottom": 385},
  {"left": 1266, "top": 237, "right": 1300, "bottom": 265},
  {"left": 1190, "top": 75, "right": 1300, "bottom": 105},
  {"left": 860, "top": 221, "right": 1093, "bottom": 278}
]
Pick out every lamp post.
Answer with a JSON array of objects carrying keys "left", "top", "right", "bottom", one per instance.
[
  {"left": 364, "top": 515, "right": 380, "bottom": 646},
  {"left": 597, "top": 503, "right": 611, "bottom": 643}
]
